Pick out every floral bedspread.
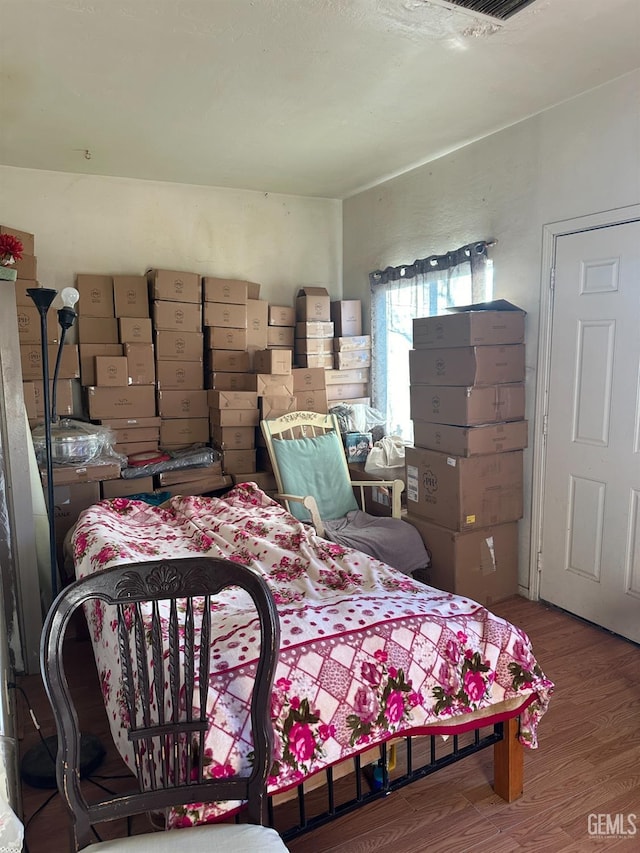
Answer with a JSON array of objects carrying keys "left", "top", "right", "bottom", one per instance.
[{"left": 72, "top": 483, "right": 553, "bottom": 828}]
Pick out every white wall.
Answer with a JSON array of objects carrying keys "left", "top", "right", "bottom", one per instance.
[
  {"left": 343, "top": 70, "right": 640, "bottom": 590},
  {"left": 0, "top": 168, "right": 342, "bottom": 304}
]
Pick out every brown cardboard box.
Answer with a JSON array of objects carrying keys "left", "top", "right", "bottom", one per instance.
[
  {"left": 21, "top": 344, "right": 79, "bottom": 380},
  {"left": 13, "top": 254, "right": 37, "bottom": 280},
  {"left": 76, "top": 274, "right": 115, "bottom": 318},
  {"left": 221, "top": 449, "right": 257, "bottom": 475},
  {"left": 152, "top": 300, "right": 202, "bottom": 333},
  {"left": 247, "top": 281, "right": 261, "bottom": 300},
  {"left": 294, "top": 389, "right": 328, "bottom": 413},
  {"left": 95, "top": 356, "right": 130, "bottom": 387},
  {"left": 253, "top": 349, "right": 292, "bottom": 375},
  {"left": 43, "top": 461, "right": 121, "bottom": 487},
  {"left": 154, "top": 330, "right": 203, "bottom": 361},
  {"left": 98, "top": 416, "right": 161, "bottom": 429},
  {"left": 334, "top": 350, "right": 371, "bottom": 370},
  {"left": 80, "top": 343, "right": 124, "bottom": 386},
  {"left": 87, "top": 386, "right": 156, "bottom": 420},
  {"left": 333, "top": 335, "right": 371, "bottom": 352},
  {"left": 0, "top": 225, "right": 35, "bottom": 255},
  {"left": 206, "top": 349, "right": 251, "bottom": 373},
  {"left": 326, "top": 383, "right": 369, "bottom": 401},
  {"left": 16, "top": 305, "right": 58, "bottom": 344},
  {"left": 324, "top": 367, "right": 370, "bottom": 385},
  {"left": 405, "top": 515, "right": 518, "bottom": 606},
  {"left": 118, "top": 317, "right": 153, "bottom": 344},
  {"left": 157, "top": 463, "right": 223, "bottom": 487},
  {"left": 115, "top": 440, "right": 160, "bottom": 457},
  {"left": 51, "top": 482, "right": 101, "bottom": 568},
  {"left": 331, "top": 300, "right": 362, "bottom": 337},
  {"left": 202, "top": 277, "right": 249, "bottom": 304},
  {"left": 159, "top": 474, "right": 233, "bottom": 497},
  {"left": 206, "top": 326, "right": 248, "bottom": 351},
  {"left": 412, "top": 420, "right": 528, "bottom": 456},
  {"left": 292, "top": 367, "right": 326, "bottom": 392},
  {"left": 207, "top": 390, "right": 258, "bottom": 410},
  {"left": 22, "top": 381, "right": 37, "bottom": 419},
  {"left": 268, "top": 305, "right": 296, "bottom": 327},
  {"left": 155, "top": 360, "right": 203, "bottom": 390},
  {"left": 246, "top": 299, "right": 269, "bottom": 350},
  {"left": 78, "top": 316, "right": 119, "bottom": 344},
  {"left": 255, "top": 373, "right": 294, "bottom": 397},
  {"left": 296, "top": 287, "right": 331, "bottom": 321},
  {"left": 159, "top": 417, "right": 209, "bottom": 447},
  {"left": 405, "top": 447, "right": 523, "bottom": 530},
  {"left": 294, "top": 337, "right": 333, "bottom": 355},
  {"left": 413, "top": 301, "right": 526, "bottom": 349},
  {"left": 295, "top": 321, "right": 334, "bottom": 339},
  {"left": 203, "top": 301, "right": 247, "bottom": 329},
  {"left": 157, "top": 389, "right": 208, "bottom": 419},
  {"left": 113, "top": 275, "right": 150, "bottom": 318},
  {"left": 232, "top": 471, "right": 277, "bottom": 492},
  {"left": 209, "top": 408, "right": 260, "bottom": 428},
  {"left": 409, "top": 344, "right": 525, "bottom": 386},
  {"left": 123, "top": 342, "right": 155, "bottom": 386},
  {"left": 267, "top": 327, "right": 295, "bottom": 348},
  {"left": 13, "top": 279, "right": 39, "bottom": 307},
  {"left": 409, "top": 383, "right": 525, "bottom": 426},
  {"left": 112, "top": 426, "right": 160, "bottom": 445},
  {"left": 101, "top": 476, "right": 155, "bottom": 498},
  {"left": 206, "top": 372, "right": 256, "bottom": 392},
  {"left": 147, "top": 269, "right": 201, "bottom": 304},
  {"left": 210, "top": 425, "right": 256, "bottom": 450},
  {"left": 296, "top": 354, "right": 334, "bottom": 369},
  {"left": 259, "top": 395, "right": 297, "bottom": 419}
]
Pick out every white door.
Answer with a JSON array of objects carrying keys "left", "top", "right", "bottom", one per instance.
[{"left": 540, "top": 218, "right": 640, "bottom": 643}]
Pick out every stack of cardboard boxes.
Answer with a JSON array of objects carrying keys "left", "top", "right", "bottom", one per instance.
[
  {"left": 267, "top": 305, "right": 296, "bottom": 354},
  {"left": 404, "top": 302, "right": 528, "bottom": 606},
  {"left": 326, "top": 299, "right": 371, "bottom": 407},
  {"left": 294, "top": 287, "right": 334, "bottom": 369}
]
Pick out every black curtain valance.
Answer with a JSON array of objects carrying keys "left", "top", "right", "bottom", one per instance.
[{"left": 369, "top": 240, "right": 491, "bottom": 286}]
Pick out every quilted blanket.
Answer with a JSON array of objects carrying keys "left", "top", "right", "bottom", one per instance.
[{"left": 72, "top": 483, "right": 553, "bottom": 828}]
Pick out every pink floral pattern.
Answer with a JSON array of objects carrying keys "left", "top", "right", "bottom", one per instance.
[{"left": 72, "top": 483, "right": 553, "bottom": 827}]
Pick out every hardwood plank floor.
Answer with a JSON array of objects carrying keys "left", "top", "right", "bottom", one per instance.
[{"left": 17, "top": 596, "right": 640, "bottom": 852}]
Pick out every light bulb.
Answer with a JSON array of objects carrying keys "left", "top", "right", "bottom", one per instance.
[{"left": 60, "top": 287, "right": 80, "bottom": 309}]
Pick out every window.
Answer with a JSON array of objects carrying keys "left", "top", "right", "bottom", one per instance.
[{"left": 370, "top": 242, "right": 493, "bottom": 443}]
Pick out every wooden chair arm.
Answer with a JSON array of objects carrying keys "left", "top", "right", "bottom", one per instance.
[
  {"left": 349, "top": 478, "right": 405, "bottom": 519},
  {"left": 275, "top": 493, "right": 325, "bottom": 537}
]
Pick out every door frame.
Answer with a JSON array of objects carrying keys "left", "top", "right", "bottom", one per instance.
[{"left": 529, "top": 203, "right": 640, "bottom": 600}]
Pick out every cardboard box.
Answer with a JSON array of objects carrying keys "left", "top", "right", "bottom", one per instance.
[
  {"left": 409, "top": 383, "right": 525, "bottom": 426},
  {"left": 78, "top": 316, "right": 119, "bottom": 344},
  {"left": 1, "top": 225, "right": 35, "bottom": 255},
  {"left": 294, "top": 388, "right": 328, "bottom": 413},
  {"left": 268, "top": 305, "right": 296, "bottom": 327},
  {"left": 333, "top": 335, "right": 370, "bottom": 352},
  {"left": 147, "top": 269, "right": 201, "bottom": 304},
  {"left": 206, "top": 371, "right": 256, "bottom": 392},
  {"left": 13, "top": 279, "right": 39, "bottom": 307},
  {"left": 295, "top": 321, "right": 334, "bottom": 339},
  {"left": 158, "top": 474, "right": 233, "bottom": 497},
  {"left": 255, "top": 373, "right": 294, "bottom": 397},
  {"left": 232, "top": 470, "right": 278, "bottom": 492},
  {"left": 203, "top": 301, "right": 247, "bottom": 329},
  {"left": 156, "top": 389, "right": 208, "bottom": 419},
  {"left": 267, "top": 327, "right": 295, "bottom": 348},
  {"left": 20, "top": 344, "right": 79, "bottom": 380},
  {"left": 409, "top": 344, "right": 525, "bottom": 386},
  {"left": 221, "top": 449, "right": 257, "bottom": 475},
  {"left": 101, "top": 476, "right": 155, "bottom": 498},
  {"left": 296, "top": 287, "right": 331, "bottom": 322},
  {"left": 253, "top": 348, "right": 292, "bottom": 375},
  {"left": 331, "top": 300, "right": 362, "bottom": 337},
  {"left": 206, "top": 349, "right": 251, "bottom": 373},
  {"left": 87, "top": 385, "right": 156, "bottom": 420},
  {"left": 51, "top": 482, "right": 101, "bottom": 568},
  {"left": 209, "top": 408, "right": 260, "bottom": 428},
  {"left": 112, "top": 426, "right": 160, "bottom": 445},
  {"left": 202, "top": 277, "right": 249, "bottom": 304},
  {"left": 296, "top": 354, "right": 333, "bottom": 369},
  {"left": 345, "top": 432, "right": 372, "bottom": 462},
  {"left": 115, "top": 440, "right": 160, "bottom": 457},
  {"left": 98, "top": 416, "right": 161, "bottom": 430},
  {"left": 123, "top": 342, "right": 155, "bottom": 386},
  {"left": 79, "top": 343, "right": 123, "bottom": 386},
  {"left": 154, "top": 330, "right": 203, "bottom": 362},
  {"left": 207, "top": 389, "right": 258, "bottom": 410},
  {"left": 246, "top": 299, "right": 269, "bottom": 350},
  {"left": 247, "top": 281, "right": 261, "bottom": 300},
  {"left": 412, "top": 420, "right": 528, "bottom": 456},
  {"left": 324, "top": 367, "right": 370, "bottom": 385},
  {"left": 206, "top": 326, "right": 248, "bottom": 351},
  {"left": 95, "top": 356, "right": 130, "bottom": 387},
  {"left": 334, "top": 350, "right": 371, "bottom": 370},
  {"left": 152, "top": 300, "right": 202, "bottom": 333},
  {"left": 292, "top": 367, "right": 326, "bottom": 392},
  {"left": 405, "top": 447, "right": 524, "bottom": 530},
  {"left": 412, "top": 300, "right": 526, "bottom": 349},
  {"left": 326, "top": 383, "right": 369, "bottom": 401},
  {"left": 159, "top": 417, "right": 209, "bottom": 447},
  {"left": 155, "top": 359, "right": 203, "bottom": 390},
  {"left": 76, "top": 274, "right": 114, "bottom": 318},
  {"left": 405, "top": 515, "right": 518, "bottom": 606},
  {"left": 16, "top": 305, "right": 58, "bottom": 344},
  {"left": 118, "top": 317, "right": 153, "bottom": 344},
  {"left": 259, "top": 395, "right": 297, "bottom": 419},
  {"left": 210, "top": 425, "right": 256, "bottom": 450},
  {"left": 13, "top": 254, "right": 37, "bottom": 280},
  {"left": 113, "top": 275, "right": 150, "bottom": 318},
  {"left": 43, "top": 461, "right": 121, "bottom": 487},
  {"left": 157, "top": 463, "right": 223, "bottom": 487},
  {"left": 294, "top": 337, "right": 333, "bottom": 355}
]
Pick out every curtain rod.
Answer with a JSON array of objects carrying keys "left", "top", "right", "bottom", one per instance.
[{"left": 369, "top": 239, "right": 496, "bottom": 286}]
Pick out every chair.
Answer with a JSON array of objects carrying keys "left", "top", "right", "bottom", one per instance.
[
  {"left": 40, "top": 557, "right": 289, "bottom": 852},
  {"left": 261, "top": 411, "right": 430, "bottom": 575}
]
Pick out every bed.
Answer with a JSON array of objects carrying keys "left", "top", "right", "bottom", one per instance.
[{"left": 70, "top": 482, "right": 553, "bottom": 838}]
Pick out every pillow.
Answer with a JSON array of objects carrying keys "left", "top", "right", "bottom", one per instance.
[{"left": 271, "top": 431, "right": 359, "bottom": 522}]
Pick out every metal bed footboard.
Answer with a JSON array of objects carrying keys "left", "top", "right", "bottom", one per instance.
[{"left": 269, "top": 721, "right": 505, "bottom": 841}]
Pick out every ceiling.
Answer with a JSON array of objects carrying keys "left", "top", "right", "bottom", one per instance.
[{"left": 1, "top": 0, "right": 639, "bottom": 199}]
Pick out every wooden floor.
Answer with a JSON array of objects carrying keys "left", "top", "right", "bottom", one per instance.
[{"left": 17, "top": 596, "right": 640, "bottom": 852}]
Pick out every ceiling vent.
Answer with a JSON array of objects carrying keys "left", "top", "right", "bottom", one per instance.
[{"left": 443, "top": 0, "right": 537, "bottom": 20}]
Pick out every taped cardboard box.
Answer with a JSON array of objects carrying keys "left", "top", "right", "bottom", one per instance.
[
  {"left": 152, "top": 300, "right": 202, "bottom": 333},
  {"left": 333, "top": 335, "right": 371, "bottom": 352},
  {"left": 206, "top": 349, "right": 251, "bottom": 373},
  {"left": 98, "top": 416, "right": 161, "bottom": 430},
  {"left": 268, "top": 305, "right": 296, "bottom": 327},
  {"left": 51, "top": 482, "right": 101, "bottom": 569},
  {"left": 95, "top": 356, "right": 130, "bottom": 387},
  {"left": 330, "top": 300, "right": 362, "bottom": 337},
  {"left": 159, "top": 417, "right": 209, "bottom": 447},
  {"left": 202, "top": 277, "right": 249, "bottom": 304},
  {"left": 112, "top": 427, "right": 160, "bottom": 445},
  {"left": 21, "top": 344, "right": 79, "bottom": 381},
  {"left": 410, "top": 383, "right": 525, "bottom": 426},
  {"left": 13, "top": 254, "right": 37, "bottom": 281},
  {"left": 255, "top": 373, "right": 294, "bottom": 397},
  {"left": 207, "top": 389, "right": 258, "bottom": 410},
  {"left": 77, "top": 317, "right": 119, "bottom": 345},
  {"left": 101, "top": 476, "right": 154, "bottom": 499},
  {"left": 206, "top": 371, "right": 255, "bottom": 392},
  {"left": 295, "top": 321, "right": 334, "bottom": 339},
  {"left": 412, "top": 300, "right": 525, "bottom": 349},
  {"left": 156, "top": 389, "right": 208, "bottom": 419},
  {"left": 80, "top": 344, "right": 124, "bottom": 386},
  {"left": 409, "top": 344, "right": 525, "bottom": 386},
  {"left": 123, "top": 343, "right": 156, "bottom": 386},
  {"left": 14, "top": 279, "right": 39, "bottom": 307},
  {"left": 17, "top": 306, "right": 58, "bottom": 345},
  {"left": 154, "top": 330, "right": 203, "bottom": 362},
  {"left": 157, "top": 463, "right": 223, "bottom": 487},
  {"left": 294, "top": 338, "right": 333, "bottom": 355},
  {"left": 295, "top": 388, "right": 328, "bottom": 413},
  {"left": 206, "top": 326, "right": 248, "bottom": 351},
  {"left": 253, "top": 348, "right": 292, "bottom": 375},
  {"left": 75, "top": 275, "right": 115, "bottom": 318},
  {"left": 203, "top": 301, "right": 247, "bottom": 329},
  {"left": 119, "top": 317, "right": 153, "bottom": 345},
  {"left": 221, "top": 449, "right": 257, "bottom": 475},
  {"left": 296, "top": 286, "right": 331, "bottom": 322},
  {"left": 87, "top": 385, "right": 156, "bottom": 420},
  {"left": 113, "top": 275, "right": 150, "bottom": 318},
  {"left": 147, "top": 269, "right": 201, "bottom": 304},
  {"left": 412, "top": 420, "right": 528, "bottom": 457},
  {"left": 42, "top": 461, "right": 121, "bottom": 487},
  {"left": 325, "top": 367, "right": 370, "bottom": 385},
  {"left": 296, "top": 354, "right": 334, "bottom": 369},
  {"left": 259, "top": 395, "right": 297, "bottom": 419},
  {"left": 159, "top": 474, "right": 232, "bottom": 497},
  {"left": 209, "top": 408, "right": 260, "bottom": 428},
  {"left": 292, "top": 368, "right": 326, "bottom": 392},
  {"left": 155, "top": 360, "right": 203, "bottom": 390},
  {"left": 267, "top": 327, "right": 295, "bottom": 348},
  {"left": 334, "top": 350, "right": 371, "bottom": 370},
  {"left": 210, "top": 425, "right": 256, "bottom": 450}
]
